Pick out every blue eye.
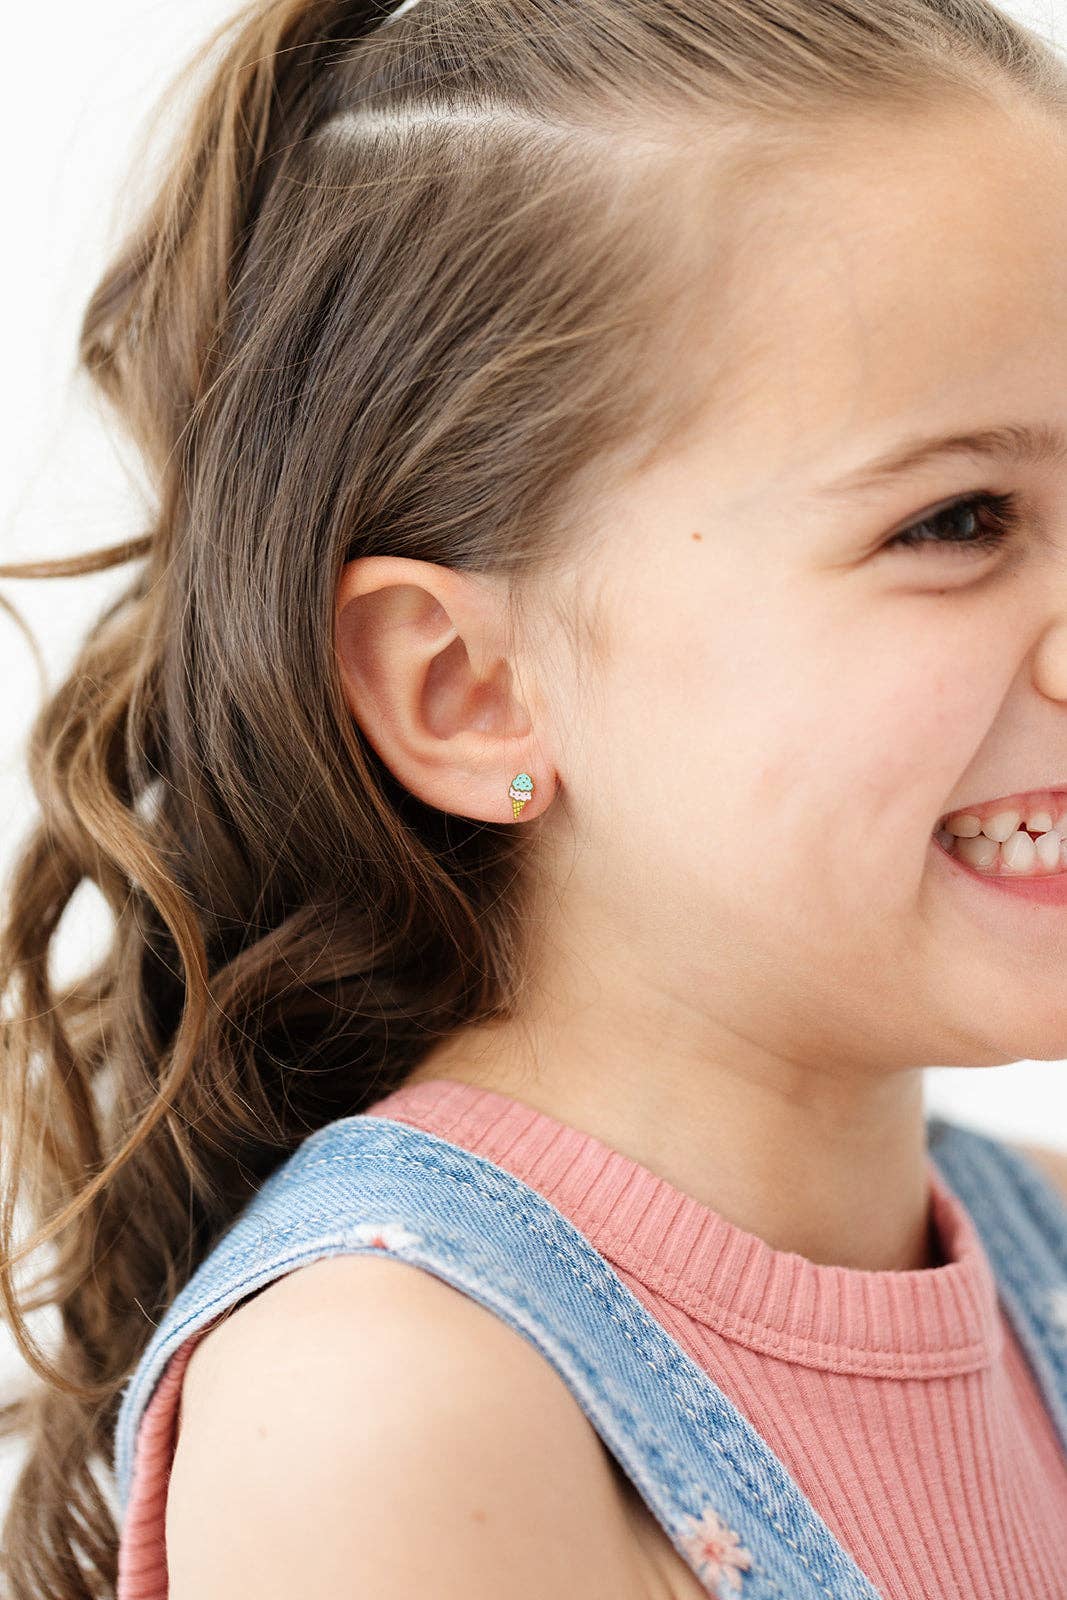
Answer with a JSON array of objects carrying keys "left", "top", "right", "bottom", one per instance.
[{"left": 884, "top": 491, "right": 1022, "bottom": 554}]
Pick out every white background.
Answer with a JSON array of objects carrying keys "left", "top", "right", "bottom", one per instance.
[{"left": 1, "top": 0, "right": 1067, "bottom": 1530}]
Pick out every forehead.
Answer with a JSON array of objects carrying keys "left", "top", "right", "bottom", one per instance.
[{"left": 673, "top": 93, "right": 1067, "bottom": 495}]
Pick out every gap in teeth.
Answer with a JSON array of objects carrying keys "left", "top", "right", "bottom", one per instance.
[
  {"left": 935, "top": 818, "right": 1067, "bottom": 876},
  {"left": 939, "top": 804, "right": 1067, "bottom": 842}
]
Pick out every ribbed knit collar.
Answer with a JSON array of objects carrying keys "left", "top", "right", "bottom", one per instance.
[{"left": 365, "top": 1076, "right": 1004, "bottom": 1378}]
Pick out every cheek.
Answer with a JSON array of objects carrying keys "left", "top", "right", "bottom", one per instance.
[
  {"left": 843, "top": 643, "right": 1011, "bottom": 826},
  {"left": 677, "top": 666, "right": 967, "bottom": 920},
  {"left": 749, "top": 669, "right": 972, "bottom": 860},
  {"left": 585, "top": 559, "right": 997, "bottom": 892}
]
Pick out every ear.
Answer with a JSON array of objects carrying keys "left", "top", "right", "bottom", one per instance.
[{"left": 334, "top": 555, "right": 557, "bottom": 824}]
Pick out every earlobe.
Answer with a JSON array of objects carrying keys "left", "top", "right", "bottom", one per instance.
[{"left": 333, "top": 556, "right": 557, "bottom": 826}]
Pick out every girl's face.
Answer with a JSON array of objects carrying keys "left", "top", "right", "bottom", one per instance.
[{"left": 536, "top": 94, "right": 1067, "bottom": 1075}]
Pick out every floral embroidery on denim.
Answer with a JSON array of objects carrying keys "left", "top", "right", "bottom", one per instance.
[
  {"left": 677, "top": 1504, "right": 754, "bottom": 1595},
  {"left": 345, "top": 1222, "right": 422, "bottom": 1251}
]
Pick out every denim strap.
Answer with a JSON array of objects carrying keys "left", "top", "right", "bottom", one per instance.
[
  {"left": 925, "top": 1113, "right": 1067, "bottom": 1457},
  {"left": 114, "top": 1113, "right": 1067, "bottom": 1600}
]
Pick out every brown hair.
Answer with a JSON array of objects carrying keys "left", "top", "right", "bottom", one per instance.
[{"left": 0, "top": 1, "right": 1063, "bottom": 1593}]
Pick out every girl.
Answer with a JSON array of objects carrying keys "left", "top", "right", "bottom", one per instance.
[{"left": 2, "top": 0, "right": 1067, "bottom": 1595}]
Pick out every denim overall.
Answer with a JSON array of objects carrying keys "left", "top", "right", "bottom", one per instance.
[{"left": 113, "top": 1111, "right": 1067, "bottom": 1600}]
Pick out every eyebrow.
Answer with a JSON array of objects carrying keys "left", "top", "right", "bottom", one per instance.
[{"left": 820, "top": 422, "right": 1067, "bottom": 497}]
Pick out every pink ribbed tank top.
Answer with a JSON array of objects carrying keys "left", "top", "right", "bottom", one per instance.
[{"left": 119, "top": 1076, "right": 1067, "bottom": 1598}]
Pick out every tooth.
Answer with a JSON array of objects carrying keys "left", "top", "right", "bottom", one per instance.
[
  {"left": 1035, "top": 830, "right": 1062, "bottom": 870},
  {"left": 935, "top": 828, "right": 956, "bottom": 848},
  {"left": 944, "top": 814, "right": 982, "bottom": 837},
  {"left": 1001, "top": 831, "right": 1037, "bottom": 872},
  {"left": 1026, "top": 810, "right": 1055, "bottom": 833},
  {"left": 956, "top": 833, "right": 999, "bottom": 869},
  {"left": 982, "top": 810, "right": 1022, "bottom": 843},
  {"left": 1056, "top": 812, "right": 1067, "bottom": 836}
]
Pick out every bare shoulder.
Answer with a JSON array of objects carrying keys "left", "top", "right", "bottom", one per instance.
[
  {"left": 1007, "top": 1138, "right": 1067, "bottom": 1199},
  {"left": 167, "top": 1253, "right": 658, "bottom": 1600}
]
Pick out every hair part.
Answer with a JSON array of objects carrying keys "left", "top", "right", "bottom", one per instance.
[{"left": 0, "top": 1, "right": 1063, "bottom": 1592}]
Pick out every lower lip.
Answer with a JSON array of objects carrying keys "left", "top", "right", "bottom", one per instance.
[{"left": 932, "top": 834, "right": 1067, "bottom": 903}]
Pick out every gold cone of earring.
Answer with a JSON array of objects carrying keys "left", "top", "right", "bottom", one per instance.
[{"left": 508, "top": 771, "right": 534, "bottom": 820}]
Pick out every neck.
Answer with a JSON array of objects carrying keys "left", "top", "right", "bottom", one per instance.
[{"left": 405, "top": 1022, "right": 936, "bottom": 1273}]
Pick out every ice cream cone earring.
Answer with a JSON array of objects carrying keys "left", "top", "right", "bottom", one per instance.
[{"left": 508, "top": 771, "right": 534, "bottom": 820}]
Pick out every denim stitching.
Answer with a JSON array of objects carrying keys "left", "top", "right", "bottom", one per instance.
[
  {"left": 204, "top": 1143, "right": 877, "bottom": 1598},
  {"left": 117, "top": 1110, "right": 1065, "bottom": 1600},
  {"left": 115, "top": 1203, "right": 844, "bottom": 1593},
  {"left": 127, "top": 1117, "right": 1066, "bottom": 1595},
  {"left": 123, "top": 1225, "right": 799, "bottom": 1599}
]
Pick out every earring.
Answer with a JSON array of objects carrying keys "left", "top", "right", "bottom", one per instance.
[{"left": 508, "top": 771, "right": 534, "bottom": 820}]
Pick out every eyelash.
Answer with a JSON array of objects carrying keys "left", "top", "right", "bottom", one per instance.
[{"left": 884, "top": 490, "right": 1023, "bottom": 555}]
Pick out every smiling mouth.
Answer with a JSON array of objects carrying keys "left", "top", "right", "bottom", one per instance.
[{"left": 934, "top": 788, "right": 1067, "bottom": 879}]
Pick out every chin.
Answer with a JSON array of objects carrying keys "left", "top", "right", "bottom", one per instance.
[{"left": 931, "top": 1027, "right": 1066, "bottom": 1071}]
